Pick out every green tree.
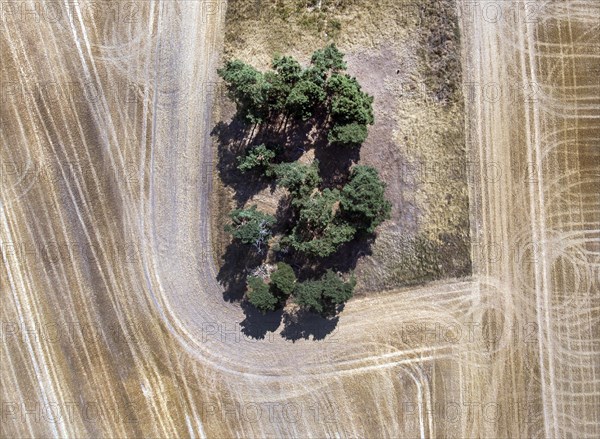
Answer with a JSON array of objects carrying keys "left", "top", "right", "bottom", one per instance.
[
  {"left": 341, "top": 165, "right": 391, "bottom": 233},
  {"left": 327, "top": 74, "right": 374, "bottom": 126},
  {"left": 264, "top": 55, "right": 304, "bottom": 113},
  {"left": 217, "top": 59, "right": 269, "bottom": 124},
  {"left": 266, "top": 55, "right": 318, "bottom": 115},
  {"left": 320, "top": 270, "right": 356, "bottom": 304},
  {"left": 218, "top": 59, "right": 260, "bottom": 96},
  {"left": 247, "top": 276, "right": 278, "bottom": 312},
  {"left": 273, "top": 161, "right": 321, "bottom": 200},
  {"left": 284, "top": 189, "right": 356, "bottom": 257},
  {"left": 272, "top": 55, "right": 303, "bottom": 84},
  {"left": 224, "top": 205, "right": 275, "bottom": 251},
  {"left": 264, "top": 71, "right": 291, "bottom": 113},
  {"left": 293, "top": 270, "right": 356, "bottom": 314},
  {"left": 286, "top": 80, "right": 327, "bottom": 120},
  {"left": 270, "top": 262, "right": 296, "bottom": 296},
  {"left": 311, "top": 44, "right": 347, "bottom": 73},
  {"left": 324, "top": 74, "right": 374, "bottom": 146},
  {"left": 301, "top": 66, "right": 327, "bottom": 88},
  {"left": 237, "top": 144, "right": 276, "bottom": 175},
  {"left": 294, "top": 279, "right": 325, "bottom": 313},
  {"left": 327, "top": 122, "right": 368, "bottom": 146},
  {"left": 286, "top": 222, "right": 355, "bottom": 257},
  {"left": 295, "top": 187, "right": 340, "bottom": 227}
]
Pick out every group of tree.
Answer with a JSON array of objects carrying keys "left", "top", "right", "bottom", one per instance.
[
  {"left": 230, "top": 161, "right": 391, "bottom": 259},
  {"left": 247, "top": 263, "right": 356, "bottom": 315},
  {"left": 218, "top": 44, "right": 374, "bottom": 146},
  {"left": 219, "top": 45, "right": 391, "bottom": 315}
]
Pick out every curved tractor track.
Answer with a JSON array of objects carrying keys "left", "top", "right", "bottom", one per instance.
[{"left": 1, "top": 0, "right": 598, "bottom": 437}]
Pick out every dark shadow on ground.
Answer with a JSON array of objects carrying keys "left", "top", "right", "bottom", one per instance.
[
  {"left": 274, "top": 231, "right": 376, "bottom": 282},
  {"left": 280, "top": 308, "right": 341, "bottom": 342},
  {"left": 314, "top": 142, "right": 360, "bottom": 188},
  {"left": 212, "top": 119, "right": 278, "bottom": 208},
  {"left": 217, "top": 242, "right": 267, "bottom": 302},
  {"left": 211, "top": 112, "right": 334, "bottom": 204},
  {"left": 319, "top": 231, "right": 376, "bottom": 273},
  {"left": 239, "top": 301, "right": 284, "bottom": 340}
]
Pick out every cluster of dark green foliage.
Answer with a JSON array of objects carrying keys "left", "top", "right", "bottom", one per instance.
[
  {"left": 274, "top": 162, "right": 390, "bottom": 258},
  {"left": 341, "top": 165, "right": 392, "bottom": 233},
  {"left": 224, "top": 205, "right": 275, "bottom": 252},
  {"left": 270, "top": 262, "right": 297, "bottom": 296},
  {"left": 283, "top": 187, "right": 356, "bottom": 258},
  {"left": 246, "top": 262, "right": 298, "bottom": 313},
  {"left": 246, "top": 276, "right": 278, "bottom": 312},
  {"left": 219, "top": 45, "right": 391, "bottom": 315},
  {"left": 248, "top": 264, "right": 355, "bottom": 315},
  {"left": 273, "top": 161, "right": 322, "bottom": 201},
  {"left": 218, "top": 43, "right": 374, "bottom": 146},
  {"left": 237, "top": 144, "right": 277, "bottom": 175},
  {"left": 294, "top": 270, "right": 356, "bottom": 314}
]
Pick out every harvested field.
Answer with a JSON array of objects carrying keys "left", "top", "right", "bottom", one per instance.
[{"left": 1, "top": 0, "right": 599, "bottom": 438}]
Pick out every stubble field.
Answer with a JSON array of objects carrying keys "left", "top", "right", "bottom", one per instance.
[{"left": 1, "top": 0, "right": 599, "bottom": 437}]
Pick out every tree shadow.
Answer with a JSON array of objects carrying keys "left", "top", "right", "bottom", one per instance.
[
  {"left": 280, "top": 308, "right": 341, "bottom": 342},
  {"left": 211, "top": 117, "right": 249, "bottom": 152},
  {"left": 313, "top": 142, "right": 360, "bottom": 188},
  {"left": 239, "top": 300, "right": 284, "bottom": 340},
  {"left": 212, "top": 119, "right": 279, "bottom": 208},
  {"left": 272, "top": 230, "right": 376, "bottom": 283},
  {"left": 216, "top": 241, "right": 267, "bottom": 302},
  {"left": 273, "top": 195, "right": 297, "bottom": 235},
  {"left": 265, "top": 116, "right": 331, "bottom": 160},
  {"left": 319, "top": 231, "right": 376, "bottom": 273},
  {"left": 212, "top": 94, "right": 375, "bottom": 340}
]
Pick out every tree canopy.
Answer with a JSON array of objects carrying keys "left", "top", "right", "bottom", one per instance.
[
  {"left": 237, "top": 144, "right": 276, "bottom": 174},
  {"left": 310, "top": 44, "right": 347, "bottom": 73},
  {"left": 273, "top": 161, "right": 322, "bottom": 200},
  {"left": 272, "top": 55, "right": 303, "bottom": 84},
  {"left": 218, "top": 44, "right": 391, "bottom": 318},
  {"left": 224, "top": 205, "right": 275, "bottom": 251},
  {"left": 270, "top": 262, "right": 297, "bottom": 296},
  {"left": 327, "top": 74, "right": 374, "bottom": 126},
  {"left": 286, "top": 79, "right": 327, "bottom": 121},
  {"left": 326, "top": 74, "right": 374, "bottom": 146},
  {"left": 293, "top": 279, "right": 325, "bottom": 313},
  {"left": 284, "top": 188, "right": 356, "bottom": 258},
  {"left": 217, "top": 44, "right": 373, "bottom": 140},
  {"left": 341, "top": 165, "right": 391, "bottom": 233},
  {"left": 217, "top": 60, "right": 269, "bottom": 124},
  {"left": 328, "top": 122, "right": 369, "bottom": 146},
  {"left": 294, "top": 270, "right": 356, "bottom": 314},
  {"left": 247, "top": 276, "right": 278, "bottom": 313}
]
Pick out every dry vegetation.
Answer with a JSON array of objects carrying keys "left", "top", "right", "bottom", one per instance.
[{"left": 212, "top": 0, "right": 471, "bottom": 293}]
